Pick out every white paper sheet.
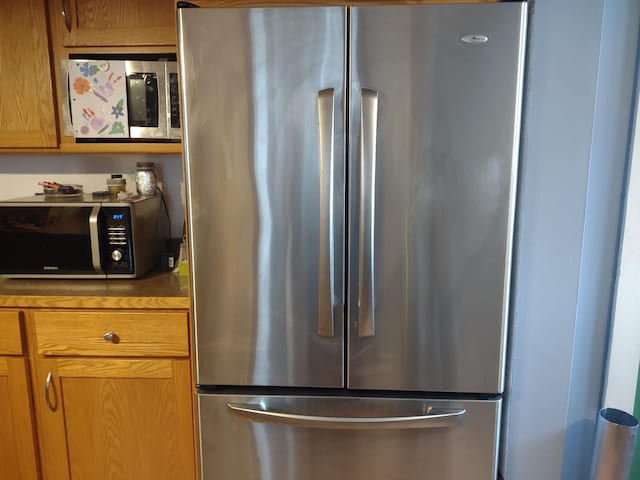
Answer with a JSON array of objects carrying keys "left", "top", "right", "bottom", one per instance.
[{"left": 68, "top": 60, "right": 129, "bottom": 138}]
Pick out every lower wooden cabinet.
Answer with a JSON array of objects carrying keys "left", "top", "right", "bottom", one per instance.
[
  {"left": 33, "top": 357, "right": 195, "bottom": 480},
  {"left": 0, "top": 356, "right": 40, "bottom": 480},
  {"left": 2, "top": 307, "right": 196, "bottom": 480}
]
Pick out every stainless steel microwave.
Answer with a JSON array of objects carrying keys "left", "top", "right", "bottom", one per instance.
[
  {"left": 62, "top": 56, "right": 180, "bottom": 141},
  {"left": 0, "top": 195, "right": 164, "bottom": 279}
]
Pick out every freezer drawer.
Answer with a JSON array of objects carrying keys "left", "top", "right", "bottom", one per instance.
[{"left": 198, "top": 393, "right": 501, "bottom": 479}]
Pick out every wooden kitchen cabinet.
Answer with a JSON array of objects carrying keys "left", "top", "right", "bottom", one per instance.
[
  {"left": 28, "top": 309, "right": 196, "bottom": 480},
  {"left": 50, "top": 0, "right": 177, "bottom": 47},
  {"left": 43, "top": 0, "right": 182, "bottom": 154},
  {"left": 0, "top": 0, "right": 58, "bottom": 149},
  {"left": 0, "top": 311, "right": 40, "bottom": 480}
]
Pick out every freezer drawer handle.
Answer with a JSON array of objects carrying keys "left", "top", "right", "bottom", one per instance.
[
  {"left": 227, "top": 403, "right": 465, "bottom": 430},
  {"left": 317, "top": 88, "right": 340, "bottom": 338},
  {"left": 358, "top": 88, "right": 379, "bottom": 338}
]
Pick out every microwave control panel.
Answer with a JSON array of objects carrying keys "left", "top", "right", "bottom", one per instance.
[{"left": 100, "top": 207, "right": 134, "bottom": 274}]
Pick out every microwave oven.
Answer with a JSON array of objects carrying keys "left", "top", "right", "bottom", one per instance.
[
  {"left": 62, "top": 55, "right": 180, "bottom": 141},
  {"left": 0, "top": 195, "right": 164, "bottom": 279}
]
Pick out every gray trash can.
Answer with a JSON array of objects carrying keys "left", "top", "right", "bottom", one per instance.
[{"left": 590, "top": 407, "right": 638, "bottom": 480}]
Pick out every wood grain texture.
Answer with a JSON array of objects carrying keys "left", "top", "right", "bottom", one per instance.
[
  {"left": 0, "top": 0, "right": 57, "bottom": 148},
  {"left": 37, "top": 358, "right": 196, "bottom": 480},
  {"left": 0, "top": 142, "right": 183, "bottom": 155},
  {"left": 0, "top": 357, "right": 40, "bottom": 480},
  {"left": 61, "top": 0, "right": 177, "bottom": 46},
  {"left": 0, "top": 310, "right": 23, "bottom": 355},
  {"left": 57, "top": 358, "right": 174, "bottom": 378},
  {"left": 34, "top": 310, "right": 189, "bottom": 357},
  {"left": 0, "top": 272, "right": 190, "bottom": 309},
  {"left": 190, "top": 0, "right": 496, "bottom": 6}
]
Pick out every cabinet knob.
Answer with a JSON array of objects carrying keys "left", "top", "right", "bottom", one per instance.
[{"left": 103, "top": 331, "right": 118, "bottom": 343}]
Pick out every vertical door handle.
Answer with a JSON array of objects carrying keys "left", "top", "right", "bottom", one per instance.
[
  {"left": 358, "top": 88, "right": 379, "bottom": 338},
  {"left": 45, "top": 372, "right": 56, "bottom": 411},
  {"left": 89, "top": 206, "right": 104, "bottom": 274},
  {"left": 61, "top": 0, "right": 72, "bottom": 33},
  {"left": 317, "top": 88, "right": 337, "bottom": 337}
]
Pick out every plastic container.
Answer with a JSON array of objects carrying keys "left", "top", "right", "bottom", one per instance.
[
  {"left": 106, "top": 174, "right": 126, "bottom": 198},
  {"left": 135, "top": 162, "right": 158, "bottom": 196},
  {"left": 589, "top": 407, "right": 638, "bottom": 480}
]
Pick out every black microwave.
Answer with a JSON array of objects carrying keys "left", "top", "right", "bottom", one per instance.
[
  {"left": 62, "top": 55, "right": 180, "bottom": 141},
  {"left": 0, "top": 195, "right": 164, "bottom": 279}
]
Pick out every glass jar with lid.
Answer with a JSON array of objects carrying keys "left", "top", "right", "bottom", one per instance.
[{"left": 135, "top": 162, "right": 158, "bottom": 196}]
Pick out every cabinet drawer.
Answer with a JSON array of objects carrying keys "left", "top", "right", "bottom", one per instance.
[
  {"left": 34, "top": 310, "right": 189, "bottom": 357},
  {"left": 0, "top": 311, "right": 23, "bottom": 355}
]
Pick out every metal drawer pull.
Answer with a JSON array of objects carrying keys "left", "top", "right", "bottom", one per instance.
[
  {"left": 227, "top": 403, "right": 465, "bottom": 430},
  {"left": 45, "top": 372, "right": 56, "bottom": 412},
  {"left": 103, "top": 331, "right": 118, "bottom": 343}
]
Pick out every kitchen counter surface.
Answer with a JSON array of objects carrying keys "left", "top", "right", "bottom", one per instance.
[{"left": 0, "top": 272, "right": 190, "bottom": 309}]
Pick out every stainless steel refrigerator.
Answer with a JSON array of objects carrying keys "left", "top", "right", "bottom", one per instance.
[{"left": 178, "top": 4, "right": 526, "bottom": 479}]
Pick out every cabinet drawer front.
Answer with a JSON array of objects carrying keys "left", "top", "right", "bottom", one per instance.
[
  {"left": 34, "top": 311, "right": 189, "bottom": 357},
  {"left": 0, "top": 311, "right": 23, "bottom": 355}
]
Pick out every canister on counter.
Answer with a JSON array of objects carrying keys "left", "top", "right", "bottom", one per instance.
[
  {"left": 106, "top": 174, "right": 126, "bottom": 199},
  {"left": 135, "top": 162, "right": 158, "bottom": 196}
]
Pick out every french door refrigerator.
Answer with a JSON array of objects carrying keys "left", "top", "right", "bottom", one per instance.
[{"left": 178, "top": 3, "right": 526, "bottom": 479}]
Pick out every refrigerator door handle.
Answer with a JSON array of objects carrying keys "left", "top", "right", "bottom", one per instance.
[
  {"left": 227, "top": 403, "right": 465, "bottom": 430},
  {"left": 358, "top": 88, "right": 379, "bottom": 338},
  {"left": 317, "top": 88, "right": 338, "bottom": 337}
]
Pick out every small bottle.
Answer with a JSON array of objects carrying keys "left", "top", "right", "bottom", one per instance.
[
  {"left": 135, "top": 162, "right": 157, "bottom": 196},
  {"left": 106, "top": 174, "right": 126, "bottom": 199}
]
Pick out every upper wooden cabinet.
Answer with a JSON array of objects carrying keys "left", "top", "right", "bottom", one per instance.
[
  {"left": 52, "top": 0, "right": 178, "bottom": 47},
  {"left": 44, "top": 0, "right": 182, "bottom": 154},
  {"left": 0, "top": 0, "right": 58, "bottom": 149}
]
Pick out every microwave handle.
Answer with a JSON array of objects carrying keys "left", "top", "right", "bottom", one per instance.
[
  {"left": 89, "top": 206, "right": 104, "bottom": 274},
  {"left": 59, "top": 60, "right": 74, "bottom": 137}
]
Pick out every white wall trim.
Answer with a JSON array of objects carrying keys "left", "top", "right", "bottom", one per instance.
[{"left": 603, "top": 72, "right": 640, "bottom": 413}]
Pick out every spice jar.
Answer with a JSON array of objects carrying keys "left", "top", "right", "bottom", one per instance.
[{"left": 135, "top": 162, "right": 157, "bottom": 196}]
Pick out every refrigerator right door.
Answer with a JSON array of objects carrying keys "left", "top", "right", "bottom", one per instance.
[{"left": 348, "top": 4, "right": 527, "bottom": 394}]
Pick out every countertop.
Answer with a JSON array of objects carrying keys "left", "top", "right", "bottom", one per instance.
[{"left": 0, "top": 271, "right": 190, "bottom": 309}]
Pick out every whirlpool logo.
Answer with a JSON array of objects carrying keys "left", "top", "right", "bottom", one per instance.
[{"left": 461, "top": 34, "right": 489, "bottom": 44}]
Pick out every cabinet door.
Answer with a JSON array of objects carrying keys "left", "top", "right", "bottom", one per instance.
[
  {"left": 53, "top": 0, "right": 177, "bottom": 46},
  {"left": 0, "top": 0, "right": 57, "bottom": 148},
  {"left": 34, "top": 358, "right": 195, "bottom": 480},
  {"left": 0, "top": 357, "right": 40, "bottom": 480}
]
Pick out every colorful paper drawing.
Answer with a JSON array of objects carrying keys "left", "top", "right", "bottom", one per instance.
[{"left": 68, "top": 60, "right": 129, "bottom": 138}]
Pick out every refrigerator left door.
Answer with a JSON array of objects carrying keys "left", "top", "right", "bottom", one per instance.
[{"left": 178, "top": 7, "right": 346, "bottom": 388}]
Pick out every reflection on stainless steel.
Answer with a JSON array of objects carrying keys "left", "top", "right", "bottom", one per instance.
[
  {"left": 179, "top": 7, "right": 345, "bottom": 388},
  {"left": 88, "top": 206, "right": 103, "bottom": 274},
  {"left": 227, "top": 402, "right": 465, "bottom": 429},
  {"left": 180, "top": 3, "right": 527, "bottom": 479},
  {"left": 357, "top": 88, "right": 378, "bottom": 339},
  {"left": 347, "top": 5, "right": 527, "bottom": 393},
  {"left": 317, "top": 88, "right": 337, "bottom": 338},
  {"left": 199, "top": 394, "right": 500, "bottom": 479}
]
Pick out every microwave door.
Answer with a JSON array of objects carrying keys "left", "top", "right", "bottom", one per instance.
[
  {"left": 125, "top": 60, "right": 168, "bottom": 139},
  {"left": 0, "top": 205, "right": 104, "bottom": 278}
]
